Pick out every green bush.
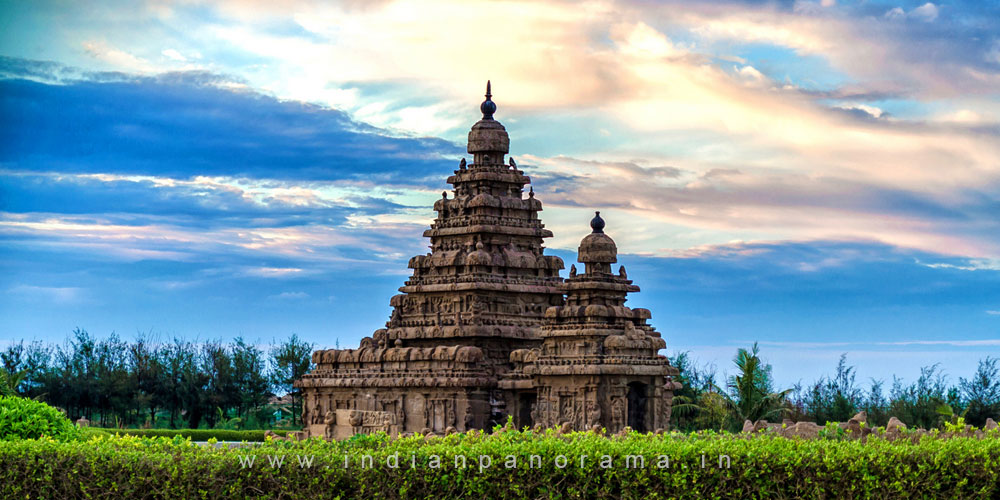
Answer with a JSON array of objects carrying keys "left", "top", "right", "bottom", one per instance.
[
  {"left": 0, "top": 429, "right": 997, "bottom": 499},
  {"left": 0, "top": 396, "right": 78, "bottom": 442},
  {"left": 92, "top": 428, "right": 291, "bottom": 441}
]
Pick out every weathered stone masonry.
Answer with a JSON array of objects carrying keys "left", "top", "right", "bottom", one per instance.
[{"left": 295, "top": 83, "right": 682, "bottom": 438}]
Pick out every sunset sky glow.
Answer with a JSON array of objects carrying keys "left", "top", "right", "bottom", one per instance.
[{"left": 1, "top": 0, "right": 999, "bottom": 387}]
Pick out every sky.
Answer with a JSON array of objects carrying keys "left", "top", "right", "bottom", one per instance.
[{"left": 1, "top": 0, "right": 999, "bottom": 389}]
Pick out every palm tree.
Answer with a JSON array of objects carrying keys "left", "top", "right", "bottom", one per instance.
[
  {"left": 0, "top": 369, "right": 27, "bottom": 397},
  {"left": 722, "top": 343, "right": 791, "bottom": 424},
  {"left": 671, "top": 343, "right": 791, "bottom": 431}
]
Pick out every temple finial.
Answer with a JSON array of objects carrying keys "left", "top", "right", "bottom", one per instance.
[
  {"left": 480, "top": 80, "right": 496, "bottom": 120},
  {"left": 590, "top": 211, "right": 605, "bottom": 234}
]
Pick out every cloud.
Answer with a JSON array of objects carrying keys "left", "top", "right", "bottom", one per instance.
[
  {"left": 82, "top": 40, "right": 152, "bottom": 72},
  {"left": 0, "top": 63, "right": 462, "bottom": 184},
  {"left": 910, "top": 3, "right": 939, "bottom": 22},
  {"left": 884, "top": 7, "right": 906, "bottom": 20},
  {"left": 885, "top": 3, "right": 939, "bottom": 23},
  {"left": 878, "top": 339, "right": 1000, "bottom": 347},
  {"left": 7, "top": 285, "right": 86, "bottom": 304},
  {"left": 0, "top": 171, "right": 415, "bottom": 230},
  {"left": 653, "top": 0, "right": 997, "bottom": 98},
  {"left": 525, "top": 152, "right": 1000, "bottom": 259},
  {"left": 3, "top": 61, "right": 999, "bottom": 266},
  {"left": 161, "top": 49, "right": 187, "bottom": 62},
  {"left": 1, "top": 0, "right": 998, "bottom": 388}
]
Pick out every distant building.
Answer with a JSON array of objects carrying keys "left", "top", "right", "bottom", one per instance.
[{"left": 295, "top": 83, "right": 681, "bottom": 438}]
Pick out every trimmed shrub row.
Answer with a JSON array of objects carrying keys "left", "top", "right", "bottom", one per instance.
[
  {"left": 1, "top": 429, "right": 998, "bottom": 499},
  {"left": 81, "top": 428, "right": 293, "bottom": 441}
]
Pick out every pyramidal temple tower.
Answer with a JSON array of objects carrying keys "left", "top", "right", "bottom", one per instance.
[{"left": 296, "top": 83, "right": 680, "bottom": 438}]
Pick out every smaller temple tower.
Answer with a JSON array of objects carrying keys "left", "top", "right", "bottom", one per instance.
[{"left": 514, "top": 212, "right": 681, "bottom": 432}]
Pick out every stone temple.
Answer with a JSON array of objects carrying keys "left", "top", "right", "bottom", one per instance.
[{"left": 296, "top": 83, "right": 681, "bottom": 438}]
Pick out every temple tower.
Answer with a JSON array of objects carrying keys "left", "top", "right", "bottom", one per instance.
[
  {"left": 515, "top": 212, "right": 682, "bottom": 432},
  {"left": 296, "top": 84, "right": 680, "bottom": 439},
  {"left": 391, "top": 80, "right": 565, "bottom": 366},
  {"left": 297, "top": 83, "right": 565, "bottom": 436}
]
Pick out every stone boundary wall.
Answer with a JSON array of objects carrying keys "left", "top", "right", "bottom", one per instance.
[{"left": 741, "top": 411, "right": 999, "bottom": 441}]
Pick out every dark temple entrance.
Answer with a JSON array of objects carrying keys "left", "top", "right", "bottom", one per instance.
[
  {"left": 627, "top": 382, "right": 648, "bottom": 432},
  {"left": 517, "top": 393, "right": 537, "bottom": 428}
]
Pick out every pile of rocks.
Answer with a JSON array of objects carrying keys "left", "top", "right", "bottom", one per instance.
[
  {"left": 741, "top": 412, "right": 998, "bottom": 441},
  {"left": 263, "top": 430, "right": 307, "bottom": 441}
]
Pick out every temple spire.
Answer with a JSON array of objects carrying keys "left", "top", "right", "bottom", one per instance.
[
  {"left": 480, "top": 80, "right": 496, "bottom": 120},
  {"left": 590, "top": 211, "right": 605, "bottom": 234}
]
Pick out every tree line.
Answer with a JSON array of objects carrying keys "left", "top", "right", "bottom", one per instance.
[
  {"left": 4, "top": 330, "right": 996, "bottom": 433},
  {"left": 669, "top": 345, "right": 1000, "bottom": 432},
  {"left": 0, "top": 329, "right": 314, "bottom": 429}
]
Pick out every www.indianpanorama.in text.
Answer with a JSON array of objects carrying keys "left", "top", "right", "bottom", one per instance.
[{"left": 237, "top": 453, "right": 733, "bottom": 471}]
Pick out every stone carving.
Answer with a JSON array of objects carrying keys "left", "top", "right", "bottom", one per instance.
[
  {"left": 464, "top": 404, "right": 474, "bottom": 430},
  {"left": 311, "top": 401, "right": 323, "bottom": 425},
  {"left": 295, "top": 83, "right": 680, "bottom": 438},
  {"left": 611, "top": 398, "right": 625, "bottom": 431},
  {"left": 585, "top": 400, "right": 601, "bottom": 426},
  {"left": 349, "top": 410, "right": 363, "bottom": 427},
  {"left": 323, "top": 410, "right": 336, "bottom": 440}
]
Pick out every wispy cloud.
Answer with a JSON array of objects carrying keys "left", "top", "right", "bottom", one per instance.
[
  {"left": 7, "top": 285, "right": 86, "bottom": 304},
  {"left": 1, "top": 0, "right": 998, "bottom": 387},
  {"left": 877, "top": 339, "right": 1000, "bottom": 347}
]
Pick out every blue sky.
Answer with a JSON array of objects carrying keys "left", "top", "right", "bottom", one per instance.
[{"left": 1, "top": 0, "right": 999, "bottom": 388}]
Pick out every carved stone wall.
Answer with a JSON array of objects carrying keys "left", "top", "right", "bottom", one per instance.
[
  {"left": 295, "top": 84, "right": 681, "bottom": 438},
  {"left": 516, "top": 212, "right": 681, "bottom": 433}
]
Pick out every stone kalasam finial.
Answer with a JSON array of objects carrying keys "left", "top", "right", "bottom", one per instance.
[
  {"left": 460, "top": 158, "right": 466, "bottom": 169},
  {"left": 590, "top": 211, "right": 605, "bottom": 234},
  {"left": 578, "top": 211, "right": 617, "bottom": 265},
  {"left": 529, "top": 186, "right": 534, "bottom": 197},
  {"left": 481, "top": 80, "right": 496, "bottom": 120}
]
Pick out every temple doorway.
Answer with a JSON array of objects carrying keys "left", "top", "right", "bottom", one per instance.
[
  {"left": 627, "top": 382, "right": 648, "bottom": 432},
  {"left": 517, "top": 393, "right": 536, "bottom": 428}
]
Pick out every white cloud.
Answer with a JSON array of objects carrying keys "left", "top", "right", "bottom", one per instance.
[
  {"left": 911, "top": 2, "right": 939, "bottom": 22},
  {"left": 834, "top": 103, "right": 885, "bottom": 118},
  {"left": 736, "top": 65, "right": 766, "bottom": 85},
  {"left": 161, "top": 48, "right": 187, "bottom": 61},
  {"left": 269, "top": 291, "right": 309, "bottom": 300},
  {"left": 886, "top": 3, "right": 938, "bottom": 22},
  {"left": 82, "top": 41, "right": 153, "bottom": 72},
  {"left": 884, "top": 7, "right": 906, "bottom": 20},
  {"left": 918, "top": 259, "right": 1000, "bottom": 271},
  {"left": 249, "top": 267, "right": 304, "bottom": 277},
  {"left": 611, "top": 21, "right": 682, "bottom": 59}
]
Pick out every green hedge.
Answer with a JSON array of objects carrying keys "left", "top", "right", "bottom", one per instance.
[
  {"left": 1, "top": 430, "right": 997, "bottom": 499},
  {"left": 81, "top": 428, "right": 292, "bottom": 441},
  {"left": 0, "top": 396, "right": 78, "bottom": 442}
]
